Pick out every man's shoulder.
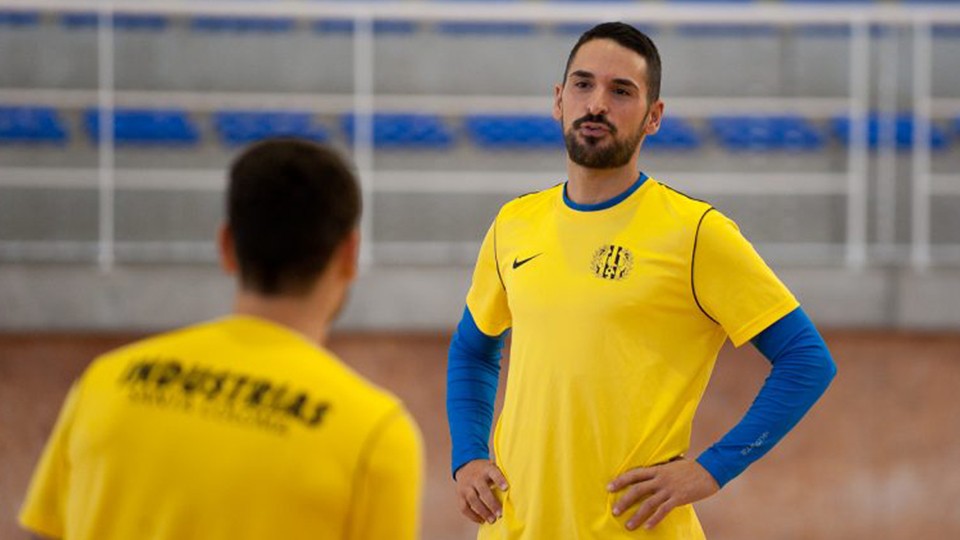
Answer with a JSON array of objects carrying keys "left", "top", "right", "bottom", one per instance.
[
  {"left": 645, "top": 176, "right": 716, "bottom": 221},
  {"left": 90, "top": 318, "right": 229, "bottom": 364},
  {"left": 320, "top": 352, "right": 404, "bottom": 414},
  {"left": 496, "top": 182, "right": 563, "bottom": 221},
  {"left": 650, "top": 178, "right": 713, "bottom": 215}
]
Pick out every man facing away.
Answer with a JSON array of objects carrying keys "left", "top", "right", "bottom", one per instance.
[
  {"left": 447, "top": 22, "right": 837, "bottom": 539},
  {"left": 20, "top": 139, "right": 423, "bottom": 540}
]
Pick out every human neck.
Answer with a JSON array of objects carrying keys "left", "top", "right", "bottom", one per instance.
[
  {"left": 565, "top": 161, "right": 641, "bottom": 206},
  {"left": 232, "top": 279, "right": 340, "bottom": 347}
]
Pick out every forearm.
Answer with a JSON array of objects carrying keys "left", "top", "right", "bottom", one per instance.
[
  {"left": 696, "top": 307, "right": 837, "bottom": 487},
  {"left": 446, "top": 307, "right": 506, "bottom": 477}
]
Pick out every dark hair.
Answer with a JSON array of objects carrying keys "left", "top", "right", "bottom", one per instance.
[
  {"left": 563, "top": 22, "right": 662, "bottom": 103},
  {"left": 227, "top": 138, "right": 361, "bottom": 296}
]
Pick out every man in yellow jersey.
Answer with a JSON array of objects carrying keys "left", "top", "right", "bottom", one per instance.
[
  {"left": 447, "top": 22, "right": 836, "bottom": 538},
  {"left": 20, "top": 139, "right": 423, "bottom": 540}
]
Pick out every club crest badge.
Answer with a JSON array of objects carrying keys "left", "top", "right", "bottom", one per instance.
[{"left": 591, "top": 244, "right": 633, "bottom": 281}]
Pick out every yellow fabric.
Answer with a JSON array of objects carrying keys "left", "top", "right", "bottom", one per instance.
[
  {"left": 466, "top": 178, "right": 798, "bottom": 539},
  {"left": 19, "top": 315, "right": 423, "bottom": 540}
]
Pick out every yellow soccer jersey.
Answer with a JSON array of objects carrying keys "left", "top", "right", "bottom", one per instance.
[
  {"left": 466, "top": 175, "right": 798, "bottom": 539},
  {"left": 19, "top": 316, "right": 423, "bottom": 540}
]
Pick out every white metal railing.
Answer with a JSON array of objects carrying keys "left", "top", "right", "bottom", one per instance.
[{"left": 0, "top": 1, "right": 958, "bottom": 270}]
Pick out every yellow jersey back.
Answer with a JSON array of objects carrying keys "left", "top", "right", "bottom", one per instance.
[{"left": 20, "top": 315, "right": 423, "bottom": 540}]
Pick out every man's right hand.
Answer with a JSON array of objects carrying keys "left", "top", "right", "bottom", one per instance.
[{"left": 454, "top": 459, "right": 509, "bottom": 524}]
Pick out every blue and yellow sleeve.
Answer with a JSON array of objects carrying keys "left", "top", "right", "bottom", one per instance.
[
  {"left": 465, "top": 219, "right": 511, "bottom": 337},
  {"left": 447, "top": 307, "right": 507, "bottom": 478},
  {"left": 696, "top": 306, "right": 837, "bottom": 487},
  {"left": 693, "top": 209, "right": 799, "bottom": 347},
  {"left": 447, "top": 218, "right": 511, "bottom": 478}
]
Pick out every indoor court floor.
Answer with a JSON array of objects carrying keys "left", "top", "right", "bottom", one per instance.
[{"left": 2, "top": 328, "right": 959, "bottom": 539}]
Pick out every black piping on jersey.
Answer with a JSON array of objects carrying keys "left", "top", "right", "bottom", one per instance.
[
  {"left": 660, "top": 182, "right": 709, "bottom": 205},
  {"left": 492, "top": 218, "right": 506, "bottom": 291},
  {"left": 341, "top": 406, "right": 405, "bottom": 539},
  {"left": 691, "top": 207, "right": 720, "bottom": 325}
]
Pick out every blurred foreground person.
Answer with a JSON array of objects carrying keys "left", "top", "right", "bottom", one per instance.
[{"left": 20, "top": 139, "right": 423, "bottom": 540}]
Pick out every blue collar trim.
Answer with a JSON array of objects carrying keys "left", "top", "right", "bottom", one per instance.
[{"left": 562, "top": 173, "right": 648, "bottom": 212}]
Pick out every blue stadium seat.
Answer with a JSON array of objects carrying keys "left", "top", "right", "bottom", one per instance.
[
  {"left": 553, "top": 21, "right": 659, "bottom": 36},
  {"left": 84, "top": 108, "right": 199, "bottom": 146},
  {"left": 831, "top": 114, "right": 949, "bottom": 151},
  {"left": 341, "top": 114, "right": 455, "bottom": 149},
  {"left": 214, "top": 111, "right": 329, "bottom": 146},
  {"left": 61, "top": 13, "right": 168, "bottom": 31},
  {"left": 190, "top": 17, "right": 296, "bottom": 33},
  {"left": 465, "top": 114, "right": 563, "bottom": 150},
  {"left": 435, "top": 21, "right": 536, "bottom": 35},
  {"left": 709, "top": 115, "right": 825, "bottom": 152},
  {"left": 311, "top": 19, "right": 418, "bottom": 35},
  {"left": 644, "top": 117, "right": 702, "bottom": 151},
  {"left": 0, "top": 106, "right": 68, "bottom": 144},
  {"left": 0, "top": 10, "right": 40, "bottom": 27}
]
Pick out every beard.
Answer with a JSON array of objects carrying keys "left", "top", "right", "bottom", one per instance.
[{"left": 563, "top": 112, "right": 647, "bottom": 169}]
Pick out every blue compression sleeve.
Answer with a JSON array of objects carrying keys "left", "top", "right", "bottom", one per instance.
[
  {"left": 696, "top": 306, "right": 836, "bottom": 488},
  {"left": 446, "top": 306, "right": 507, "bottom": 479}
]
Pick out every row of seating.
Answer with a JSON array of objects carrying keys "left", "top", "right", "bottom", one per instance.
[
  {"left": 0, "top": 106, "right": 954, "bottom": 151},
  {"left": 2, "top": 11, "right": 959, "bottom": 37}
]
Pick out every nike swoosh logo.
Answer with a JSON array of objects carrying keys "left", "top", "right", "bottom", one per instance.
[{"left": 512, "top": 253, "right": 543, "bottom": 269}]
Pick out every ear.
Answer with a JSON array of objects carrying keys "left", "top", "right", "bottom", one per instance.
[
  {"left": 552, "top": 83, "right": 564, "bottom": 122},
  {"left": 336, "top": 228, "right": 361, "bottom": 283},
  {"left": 218, "top": 223, "right": 238, "bottom": 276},
  {"left": 644, "top": 99, "right": 665, "bottom": 136}
]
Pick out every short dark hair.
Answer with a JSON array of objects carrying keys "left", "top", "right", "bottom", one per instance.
[
  {"left": 563, "top": 22, "right": 662, "bottom": 103},
  {"left": 227, "top": 138, "right": 361, "bottom": 296}
]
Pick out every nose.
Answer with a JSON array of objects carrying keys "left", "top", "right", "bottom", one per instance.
[{"left": 586, "top": 88, "right": 609, "bottom": 116}]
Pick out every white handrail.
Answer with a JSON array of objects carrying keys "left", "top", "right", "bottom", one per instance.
[
  {"left": 96, "top": 1, "right": 116, "bottom": 273},
  {"left": 2, "top": 1, "right": 960, "bottom": 25},
  {"left": 845, "top": 18, "right": 869, "bottom": 269},
  {"left": 353, "top": 12, "right": 375, "bottom": 269},
  {"left": 911, "top": 17, "right": 933, "bottom": 271}
]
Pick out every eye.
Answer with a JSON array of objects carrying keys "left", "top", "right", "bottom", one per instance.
[
  {"left": 573, "top": 80, "right": 591, "bottom": 89},
  {"left": 614, "top": 88, "right": 632, "bottom": 96}
]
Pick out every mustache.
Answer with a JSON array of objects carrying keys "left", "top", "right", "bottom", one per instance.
[{"left": 572, "top": 114, "right": 617, "bottom": 134}]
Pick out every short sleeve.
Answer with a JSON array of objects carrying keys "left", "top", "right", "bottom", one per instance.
[
  {"left": 19, "top": 382, "right": 83, "bottom": 539},
  {"left": 347, "top": 407, "right": 424, "bottom": 540},
  {"left": 693, "top": 209, "right": 799, "bottom": 347},
  {"left": 465, "top": 219, "right": 512, "bottom": 337}
]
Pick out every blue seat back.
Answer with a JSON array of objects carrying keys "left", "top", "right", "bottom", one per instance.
[
  {"left": 645, "top": 117, "right": 702, "bottom": 151},
  {"left": 341, "top": 114, "right": 455, "bottom": 149},
  {"left": 0, "top": 106, "right": 68, "bottom": 144},
  {"left": 832, "top": 114, "right": 949, "bottom": 150},
  {"left": 465, "top": 114, "right": 563, "bottom": 149},
  {"left": 190, "top": 17, "right": 296, "bottom": 33},
  {"left": 214, "top": 111, "right": 329, "bottom": 146},
  {"left": 710, "top": 115, "right": 825, "bottom": 152},
  {"left": 85, "top": 108, "right": 199, "bottom": 145}
]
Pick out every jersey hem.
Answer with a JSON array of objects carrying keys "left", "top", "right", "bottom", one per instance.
[{"left": 19, "top": 513, "right": 63, "bottom": 539}]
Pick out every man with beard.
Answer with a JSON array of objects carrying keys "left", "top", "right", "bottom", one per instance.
[
  {"left": 446, "top": 22, "right": 836, "bottom": 539},
  {"left": 20, "top": 139, "right": 423, "bottom": 540}
]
